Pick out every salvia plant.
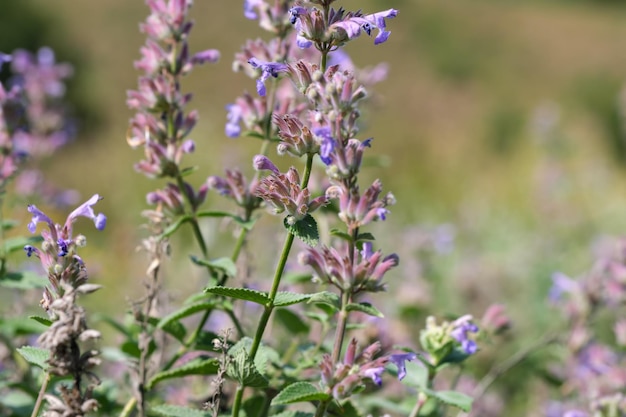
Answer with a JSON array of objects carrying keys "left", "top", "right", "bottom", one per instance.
[{"left": 3, "top": 1, "right": 625, "bottom": 417}]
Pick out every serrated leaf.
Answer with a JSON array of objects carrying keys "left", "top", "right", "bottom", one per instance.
[
  {"left": 4, "top": 235, "right": 42, "bottom": 254},
  {"left": 152, "top": 404, "right": 211, "bottom": 417},
  {"left": 346, "top": 302, "right": 384, "bottom": 318},
  {"left": 29, "top": 316, "right": 52, "bottom": 327},
  {"left": 284, "top": 214, "right": 318, "bottom": 247},
  {"left": 274, "top": 291, "right": 316, "bottom": 307},
  {"left": 0, "top": 271, "right": 48, "bottom": 289},
  {"left": 275, "top": 309, "right": 309, "bottom": 334},
  {"left": 160, "top": 215, "right": 192, "bottom": 238},
  {"left": 227, "top": 348, "right": 268, "bottom": 387},
  {"left": 191, "top": 256, "right": 237, "bottom": 278},
  {"left": 148, "top": 358, "right": 219, "bottom": 389},
  {"left": 16, "top": 346, "right": 49, "bottom": 370},
  {"left": 307, "top": 291, "right": 340, "bottom": 310},
  {"left": 204, "top": 286, "right": 270, "bottom": 305},
  {"left": 271, "top": 382, "right": 330, "bottom": 405},
  {"left": 157, "top": 301, "right": 216, "bottom": 331},
  {"left": 228, "top": 338, "right": 279, "bottom": 376},
  {"left": 428, "top": 390, "right": 473, "bottom": 412}
]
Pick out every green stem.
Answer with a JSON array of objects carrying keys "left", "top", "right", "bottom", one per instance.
[
  {"left": 31, "top": 372, "right": 50, "bottom": 417},
  {"left": 174, "top": 173, "right": 208, "bottom": 258},
  {"left": 231, "top": 153, "right": 314, "bottom": 417},
  {"left": 119, "top": 396, "right": 138, "bottom": 417},
  {"left": 331, "top": 291, "right": 351, "bottom": 363}
]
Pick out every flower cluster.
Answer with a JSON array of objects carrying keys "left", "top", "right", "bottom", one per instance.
[
  {"left": 420, "top": 315, "right": 480, "bottom": 366},
  {"left": 24, "top": 195, "right": 106, "bottom": 416},
  {"left": 126, "top": 0, "right": 219, "bottom": 209},
  {"left": 319, "top": 339, "right": 415, "bottom": 400}
]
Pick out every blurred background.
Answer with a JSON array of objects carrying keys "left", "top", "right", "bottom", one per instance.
[{"left": 2, "top": 0, "right": 626, "bottom": 413}]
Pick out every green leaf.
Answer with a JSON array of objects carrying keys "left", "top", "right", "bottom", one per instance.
[
  {"left": 204, "top": 286, "right": 270, "bottom": 306},
  {"left": 0, "top": 317, "right": 47, "bottom": 336},
  {"left": 4, "top": 235, "right": 42, "bottom": 254},
  {"left": 29, "top": 316, "right": 52, "bottom": 327},
  {"left": 160, "top": 215, "right": 192, "bottom": 238},
  {"left": 346, "top": 302, "right": 384, "bottom": 318},
  {"left": 196, "top": 211, "right": 256, "bottom": 230},
  {"left": 16, "top": 346, "right": 49, "bottom": 370},
  {"left": 356, "top": 232, "right": 375, "bottom": 241},
  {"left": 274, "top": 291, "right": 316, "bottom": 307},
  {"left": 191, "top": 256, "right": 237, "bottom": 278},
  {"left": 284, "top": 214, "right": 318, "bottom": 247},
  {"left": 271, "top": 382, "right": 330, "bottom": 406},
  {"left": 398, "top": 360, "right": 429, "bottom": 389},
  {"left": 157, "top": 301, "right": 216, "bottom": 331},
  {"left": 428, "top": 390, "right": 473, "bottom": 412},
  {"left": 179, "top": 166, "right": 199, "bottom": 177},
  {"left": 148, "top": 358, "right": 219, "bottom": 389},
  {"left": 228, "top": 337, "right": 279, "bottom": 376},
  {"left": 329, "top": 228, "right": 352, "bottom": 242},
  {"left": 275, "top": 309, "right": 309, "bottom": 334},
  {"left": 0, "top": 219, "right": 19, "bottom": 231},
  {"left": 0, "top": 271, "right": 47, "bottom": 289},
  {"left": 307, "top": 291, "right": 340, "bottom": 310},
  {"left": 227, "top": 348, "right": 268, "bottom": 388},
  {"left": 283, "top": 272, "right": 314, "bottom": 284},
  {"left": 152, "top": 404, "right": 211, "bottom": 417}
]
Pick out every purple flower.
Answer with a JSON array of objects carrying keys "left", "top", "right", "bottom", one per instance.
[
  {"left": 364, "top": 9, "right": 398, "bottom": 45},
  {"left": 313, "top": 127, "right": 335, "bottom": 165},
  {"left": 27, "top": 205, "right": 55, "bottom": 234},
  {"left": 362, "top": 366, "right": 385, "bottom": 386},
  {"left": 361, "top": 242, "right": 374, "bottom": 260},
  {"left": 451, "top": 316, "right": 479, "bottom": 355},
  {"left": 191, "top": 49, "right": 220, "bottom": 65},
  {"left": 225, "top": 103, "right": 243, "bottom": 137},
  {"left": 0, "top": 52, "right": 11, "bottom": 70},
  {"left": 252, "top": 155, "right": 279, "bottom": 174},
  {"left": 549, "top": 271, "right": 578, "bottom": 301},
  {"left": 66, "top": 194, "right": 107, "bottom": 231},
  {"left": 389, "top": 352, "right": 417, "bottom": 380},
  {"left": 248, "top": 58, "right": 288, "bottom": 96},
  {"left": 244, "top": 0, "right": 264, "bottom": 19}
]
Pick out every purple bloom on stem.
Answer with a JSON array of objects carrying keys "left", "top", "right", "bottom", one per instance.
[
  {"left": 549, "top": 271, "right": 578, "bottom": 301},
  {"left": 248, "top": 58, "right": 288, "bottom": 96},
  {"left": 361, "top": 242, "right": 374, "bottom": 260},
  {"left": 191, "top": 49, "right": 220, "bottom": 65},
  {"left": 244, "top": 0, "right": 263, "bottom": 20},
  {"left": 66, "top": 194, "right": 107, "bottom": 231},
  {"left": 362, "top": 366, "right": 384, "bottom": 386},
  {"left": 0, "top": 52, "right": 11, "bottom": 70},
  {"left": 389, "top": 352, "right": 417, "bottom": 380},
  {"left": 27, "top": 205, "right": 54, "bottom": 233},
  {"left": 225, "top": 103, "right": 243, "bottom": 138},
  {"left": 24, "top": 245, "right": 37, "bottom": 257},
  {"left": 364, "top": 9, "right": 398, "bottom": 45},
  {"left": 313, "top": 127, "right": 335, "bottom": 165},
  {"left": 451, "top": 317, "right": 479, "bottom": 355},
  {"left": 253, "top": 155, "right": 279, "bottom": 174}
]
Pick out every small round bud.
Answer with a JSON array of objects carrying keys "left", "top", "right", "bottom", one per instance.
[
  {"left": 53, "top": 264, "right": 63, "bottom": 275},
  {"left": 75, "top": 235, "right": 87, "bottom": 247}
]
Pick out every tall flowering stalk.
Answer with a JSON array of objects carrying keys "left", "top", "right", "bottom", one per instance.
[
  {"left": 124, "top": 1, "right": 219, "bottom": 415},
  {"left": 24, "top": 195, "right": 106, "bottom": 417}
]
